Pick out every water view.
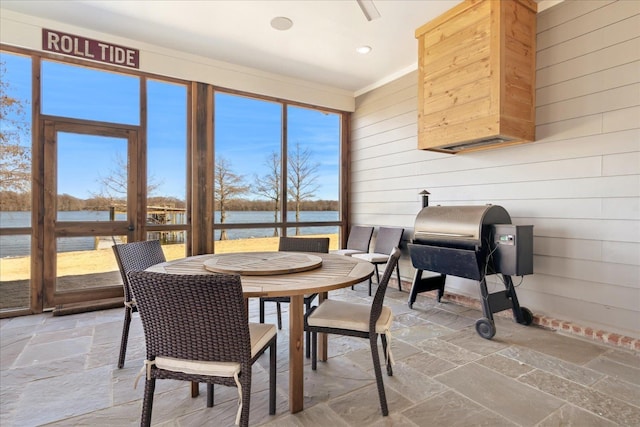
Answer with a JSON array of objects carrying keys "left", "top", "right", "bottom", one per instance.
[{"left": 0, "top": 210, "right": 339, "bottom": 258}]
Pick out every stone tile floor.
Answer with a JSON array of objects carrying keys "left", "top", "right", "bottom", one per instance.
[{"left": 2, "top": 283, "right": 639, "bottom": 426}]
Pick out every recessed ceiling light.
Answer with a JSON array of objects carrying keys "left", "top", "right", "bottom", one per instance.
[
  {"left": 356, "top": 45, "right": 372, "bottom": 54},
  {"left": 271, "top": 16, "right": 293, "bottom": 31}
]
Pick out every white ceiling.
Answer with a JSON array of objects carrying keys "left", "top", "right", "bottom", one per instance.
[{"left": 1, "top": 0, "right": 558, "bottom": 95}]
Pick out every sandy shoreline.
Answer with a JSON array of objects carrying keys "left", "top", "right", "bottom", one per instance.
[{"left": 0, "top": 234, "right": 340, "bottom": 281}]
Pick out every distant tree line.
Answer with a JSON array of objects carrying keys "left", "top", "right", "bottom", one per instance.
[
  {"left": 0, "top": 191, "right": 337, "bottom": 212},
  {"left": 1, "top": 62, "right": 337, "bottom": 238}
]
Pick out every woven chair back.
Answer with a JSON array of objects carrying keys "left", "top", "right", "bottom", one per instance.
[
  {"left": 370, "top": 247, "right": 401, "bottom": 327},
  {"left": 112, "top": 240, "right": 166, "bottom": 303},
  {"left": 278, "top": 236, "right": 330, "bottom": 253},
  {"left": 372, "top": 227, "right": 404, "bottom": 255},
  {"left": 346, "top": 226, "right": 374, "bottom": 252},
  {"left": 128, "top": 271, "right": 251, "bottom": 362}
]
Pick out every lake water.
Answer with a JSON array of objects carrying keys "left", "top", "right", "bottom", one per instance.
[{"left": 0, "top": 210, "right": 339, "bottom": 258}]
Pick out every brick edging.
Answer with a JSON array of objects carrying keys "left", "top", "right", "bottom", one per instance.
[
  {"left": 394, "top": 280, "right": 639, "bottom": 352},
  {"left": 443, "top": 292, "right": 640, "bottom": 352}
]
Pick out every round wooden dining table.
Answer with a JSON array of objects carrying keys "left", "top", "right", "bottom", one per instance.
[{"left": 147, "top": 251, "right": 375, "bottom": 414}]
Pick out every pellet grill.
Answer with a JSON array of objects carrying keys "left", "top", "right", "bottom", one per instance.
[{"left": 407, "top": 202, "right": 534, "bottom": 339}]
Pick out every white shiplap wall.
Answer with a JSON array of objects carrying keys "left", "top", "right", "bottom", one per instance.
[{"left": 351, "top": 0, "right": 640, "bottom": 338}]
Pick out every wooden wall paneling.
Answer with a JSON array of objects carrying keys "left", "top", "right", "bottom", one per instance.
[
  {"left": 352, "top": 97, "right": 418, "bottom": 131},
  {"left": 354, "top": 85, "right": 417, "bottom": 119},
  {"left": 537, "top": 84, "right": 640, "bottom": 124},
  {"left": 536, "top": 63, "right": 640, "bottom": 106},
  {"left": 536, "top": 38, "right": 640, "bottom": 87},
  {"left": 351, "top": 1, "right": 639, "bottom": 337},
  {"left": 351, "top": 131, "right": 417, "bottom": 155},
  {"left": 351, "top": 111, "right": 417, "bottom": 141},
  {"left": 537, "top": 0, "right": 636, "bottom": 49},
  {"left": 602, "top": 241, "right": 640, "bottom": 266},
  {"left": 415, "top": 0, "right": 536, "bottom": 152}
]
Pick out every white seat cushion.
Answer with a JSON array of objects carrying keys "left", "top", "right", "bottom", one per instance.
[
  {"left": 352, "top": 252, "right": 390, "bottom": 264},
  {"left": 331, "top": 249, "right": 366, "bottom": 256},
  {"left": 155, "top": 356, "right": 240, "bottom": 378},
  {"left": 307, "top": 299, "right": 392, "bottom": 333},
  {"left": 153, "top": 322, "right": 275, "bottom": 376},
  {"left": 249, "top": 323, "right": 277, "bottom": 358}
]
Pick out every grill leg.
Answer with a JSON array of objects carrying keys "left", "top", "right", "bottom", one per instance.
[
  {"left": 504, "top": 275, "right": 531, "bottom": 325},
  {"left": 476, "top": 275, "right": 532, "bottom": 339},
  {"left": 478, "top": 277, "right": 495, "bottom": 322},
  {"left": 408, "top": 270, "right": 446, "bottom": 309}
]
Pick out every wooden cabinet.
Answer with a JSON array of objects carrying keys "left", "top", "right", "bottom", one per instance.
[{"left": 415, "top": 0, "right": 537, "bottom": 153}]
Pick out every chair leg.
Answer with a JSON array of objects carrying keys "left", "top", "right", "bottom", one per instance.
[
  {"left": 141, "top": 378, "right": 156, "bottom": 427},
  {"left": 305, "top": 299, "right": 312, "bottom": 358},
  {"left": 259, "top": 298, "right": 265, "bottom": 324},
  {"left": 396, "top": 263, "right": 402, "bottom": 292},
  {"left": 118, "top": 306, "right": 132, "bottom": 369},
  {"left": 370, "top": 334, "right": 389, "bottom": 416},
  {"left": 381, "top": 334, "right": 393, "bottom": 376},
  {"left": 311, "top": 331, "right": 317, "bottom": 370},
  {"left": 239, "top": 371, "right": 252, "bottom": 427},
  {"left": 276, "top": 302, "right": 282, "bottom": 330},
  {"left": 370, "top": 264, "right": 381, "bottom": 297},
  {"left": 207, "top": 383, "right": 214, "bottom": 407},
  {"left": 269, "top": 339, "right": 276, "bottom": 415}
]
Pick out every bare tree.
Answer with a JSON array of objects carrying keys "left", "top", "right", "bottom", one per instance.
[
  {"left": 288, "top": 142, "right": 320, "bottom": 235},
  {"left": 215, "top": 156, "right": 248, "bottom": 240},
  {"left": 0, "top": 61, "right": 30, "bottom": 192},
  {"left": 254, "top": 151, "right": 281, "bottom": 237},
  {"left": 93, "top": 152, "right": 163, "bottom": 205}
]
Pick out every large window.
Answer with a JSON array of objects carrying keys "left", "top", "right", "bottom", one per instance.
[
  {"left": 0, "top": 51, "right": 32, "bottom": 311},
  {"left": 146, "top": 79, "right": 187, "bottom": 258},
  {"left": 42, "top": 60, "right": 140, "bottom": 124},
  {"left": 213, "top": 92, "right": 341, "bottom": 252},
  {"left": 0, "top": 46, "right": 345, "bottom": 315}
]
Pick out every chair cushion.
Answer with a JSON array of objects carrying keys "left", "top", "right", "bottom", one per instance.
[
  {"left": 155, "top": 356, "right": 241, "bottom": 378},
  {"left": 352, "top": 252, "right": 390, "bottom": 264},
  {"left": 332, "top": 249, "right": 366, "bottom": 256},
  {"left": 153, "top": 323, "right": 275, "bottom": 375},
  {"left": 307, "top": 299, "right": 392, "bottom": 333},
  {"left": 249, "top": 323, "right": 277, "bottom": 358}
]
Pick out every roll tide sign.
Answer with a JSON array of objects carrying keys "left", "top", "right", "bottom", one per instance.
[{"left": 42, "top": 29, "right": 139, "bottom": 69}]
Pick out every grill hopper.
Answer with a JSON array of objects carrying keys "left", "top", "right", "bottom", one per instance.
[{"left": 408, "top": 204, "right": 533, "bottom": 339}]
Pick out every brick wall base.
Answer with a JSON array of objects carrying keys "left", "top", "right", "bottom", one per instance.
[{"left": 393, "top": 280, "right": 639, "bottom": 352}]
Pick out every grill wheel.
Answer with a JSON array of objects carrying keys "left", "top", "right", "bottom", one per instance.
[{"left": 475, "top": 318, "right": 496, "bottom": 339}]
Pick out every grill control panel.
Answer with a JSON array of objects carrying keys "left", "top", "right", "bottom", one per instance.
[{"left": 491, "top": 224, "right": 533, "bottom": 276}]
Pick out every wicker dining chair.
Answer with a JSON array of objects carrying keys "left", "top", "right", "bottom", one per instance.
[
  {"left": 305, "top": 247, "right": 401, "bottom": 417},
  {"left": 352, "top": 227, "right": 404, "bottom": 296},
  {"left": 332, "top": 225, "right": 374, "bottom": 256},
  {"left": 128, "top": 271, "right": 277, "bottom": 427},
  {"left": 112, "top": 240, "right": 166, "bottom": 369},
  {"left": 259, "top": 236, "right": 329, "bottom": 358}
]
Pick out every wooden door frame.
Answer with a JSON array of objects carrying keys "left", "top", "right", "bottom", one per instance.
[{"left": 38, "top": 117, "right": 142, "bottom": 309}]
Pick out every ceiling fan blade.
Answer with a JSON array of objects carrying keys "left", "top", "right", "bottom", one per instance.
[{"left": 356, "top": 0, "right": 381, "bottom": 21}]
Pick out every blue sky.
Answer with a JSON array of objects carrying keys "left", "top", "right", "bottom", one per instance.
[{"left": 1, "top": 51, "right": 340, "bottom": 201}]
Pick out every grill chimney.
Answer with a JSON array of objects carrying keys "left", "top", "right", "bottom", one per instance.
[{"left": 419, "top": 189, "right": 430, "bottom": 208}]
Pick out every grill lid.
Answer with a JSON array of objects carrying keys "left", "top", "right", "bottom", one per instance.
[{"left": 413, "top": 205, "right": 511, "bottom": 248}]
